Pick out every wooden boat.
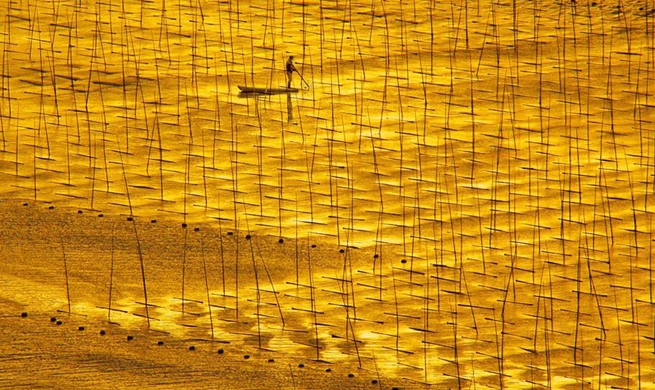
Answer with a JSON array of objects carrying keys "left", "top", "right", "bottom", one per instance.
[{"left": 238, "top": 85, "right": 300, "bottom": 94}]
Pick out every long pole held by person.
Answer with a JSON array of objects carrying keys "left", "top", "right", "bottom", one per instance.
[{"left": 286, "top": 56, "right": 310, "bottom": 90}]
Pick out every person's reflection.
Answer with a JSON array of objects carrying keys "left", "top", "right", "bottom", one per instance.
[{"left": 287, "top": 92, "right": 293, "bottom": 122}]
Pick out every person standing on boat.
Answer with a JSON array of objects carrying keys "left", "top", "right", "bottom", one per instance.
[{"left": 285, "top": 56, "right": 297, "bottom": 88}]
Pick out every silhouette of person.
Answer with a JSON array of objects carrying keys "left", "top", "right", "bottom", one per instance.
[{"left": 285, "top": 56, "right": 297, "bottom": 88}]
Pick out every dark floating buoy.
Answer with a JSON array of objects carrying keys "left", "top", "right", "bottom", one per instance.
[
  {"left": 23, "top": 202, "right": 28, "bottom": 206},
  {"left": 298, "top": 363, "right": 304, "bottom": 368},
  {"left": 348, "top": 373, "right": 354, "bottom": 378},
  {"left": 325, "top": 368, "right": 331, "bottom": 373},
  {"left": 311, "top": 244, "right": 317, "bottom": 248},
  {"left": 217, "top": 348, "right": 224, "bottom": 354},
  {"left": 100, "top": 330, "right": 106, "bottom": 336},
  {"left": 194, "top": 227, "right": 200, "bottom": 232},
  {"left": 151, "top": 219, "right": 157, "bottom": 223},
  {"left": 127, "top": 335, "right": 134, "bottom": 341},
  {"left": 98, "top": 214, "right": 104, "bottom": 218},
  {"left": 371, "top": 379, "right": 378, "bottom": 385},
  {"left": 78, "top": 326, "right": 85, "bottom": 331},
  {"left": 157, "top": 341, "right": 164, "bottom": 346},
  {"left": 127, "top": 217, "right": 133, "bottom": 221},
  {"left": 20, "top": 312, "right": 28, "bottom": 318},
  {"left": 189, "top": 345, "right": 196, "bottom": 351},
  {"left": 48, "top": 205, "right": 55, "bottom": 210},
  {"left": 56, "top": 320, "right": 63, "bottom": 326},
  {"left": 245, "top": 234, "right": 251, "bottom": 240},
  {"left": 77, "top": 210, "right": 83, "bottom": 214},
  {"left": 391, "top": 387, "right": 399, "bottom": 390},
  {"left": 243, "top": 354, "right": 250, "bottom": 359},
  {"left": 278, "top": 238, "right": 284, "bottom": 244},
  {"left": 50, "top": 317, "right": 57, "bottom": 322},
  {"left": 227, "top": 232, "right": 233, "bottom": 236},
  {"left": 268, "top": 358, "right": 275, "bottom": 363},
  {"left": 400, "top": 259, "right": 407, "bottom": 264},
  {"left": 373, "top": 254, "right": 379, "bottom": 259},
  {"left": 181, "top": 223, "right": 187, "bottom": 228}
]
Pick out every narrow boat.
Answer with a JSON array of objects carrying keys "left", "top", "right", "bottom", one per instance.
[{"left": 238, "top": 85, "right": 300, "bottom": 94}]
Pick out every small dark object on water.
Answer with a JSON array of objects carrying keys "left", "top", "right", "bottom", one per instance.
[
  {"left": 245, "top": 234, "right": 251, "bottom": 240},
  {"left": 151, "top": 219, "right": 157, "bottom": 223},
  {"left": 78, "top": 210, "right": 83, "bottom": 214},
  {"left": 217, "top": 348, "right": 224, "bottom": 354},
  {"left": 237, "top": 85, "right": 300, "bottom": 94},
  {"left": 158, "top": 341, "right": 164, "bottom": 346},
  {"left": 372, "top": 379, "right": 378, "bottom": 384},
  {"left": 56, "top": 320, "right": 63, "bottom": 325},
  {"left": 194, "top": 227, "right": 200, "bottom": 232},
  {"left": 100, "top": 330, "right": 106, "bottom": 336},
  {"left": 400, "top": 259, "right": 407, "bottom": 264},
  {"left": 268, "top": 358, "right": 275, "bottom": 363},
  {"left": 348, "top": 373, "right": 354, "bottom": 378},
  {"left": 50, "top": 317, "right": 57, "bottom": 322},
  {"left": 298, "top": 363, "right": 304, "bottom": 368},
  {"left": 325, "top": 368, "right": 331, "bottom": 373},
  {"left": 311, "top": 244, "right": 317, "bottom": 248},
  {"left": 227, "top": 232, "right": 233, "bottom": 236},
  {"left": 339, "top": 249, "right": 345, "bottom": 253},
  {"left": 127, "top": 216, "right": 133, "bottom": 221},
  {"left": 181, "top": 223, "right": 187, "bottom": 228},
  {"left": 244, "top": 354, "right": 250, "bottom": 359},
  {"left": 48, "top": 206, "right": 54, "bottom": 210},
  {"left": 20, "top": 312, "right": 28, "bottom": 318},
  {"left": 23, "top": 202, "right": 28, "bottom": 206},
  {"left": 127, "top": 335, "right": 134, "bottom": 341},
  {"left": 278, "top": 238, "right": 284, "bottom": 244},
  {"left": 189, "top": 345, "right": 196, "bottom": 351},
  {"left": 78, "top": 326, "right": 85, "bottom": 331},
  {"left": 98, "top": 214, "right": 104, "bottom": 218}
]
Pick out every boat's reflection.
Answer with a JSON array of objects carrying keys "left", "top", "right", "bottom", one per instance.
[{"left": 237, "top": 89, "right": 295, "bottom": 123}]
